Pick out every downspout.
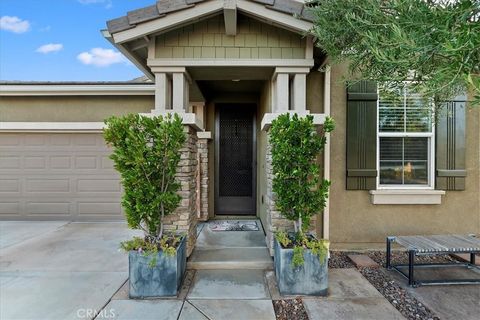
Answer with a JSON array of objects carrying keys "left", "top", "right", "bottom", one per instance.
[{"left": 323, "top": 65, "right": 331, "bottom": 240}]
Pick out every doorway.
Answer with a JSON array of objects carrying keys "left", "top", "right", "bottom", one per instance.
[{"left": 215, "top": 104, "right": 256, "bottom": 215}]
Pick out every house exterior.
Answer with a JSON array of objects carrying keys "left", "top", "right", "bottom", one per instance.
[{"left": 0, "top": 0, "right": 478, "bottom": 255}]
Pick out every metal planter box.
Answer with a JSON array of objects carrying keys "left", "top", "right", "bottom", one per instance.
[
  {"left": 128, "top": 236, "right": 186, "bottom": 298},
  {"left": 274, "top": 238, "right": 328, "bottom": 296}
]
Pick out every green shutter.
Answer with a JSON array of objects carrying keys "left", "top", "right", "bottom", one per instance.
[
  {"left": 436, "top": 95, "right": 467, "bottom": 190},
  {"left": 346, "top": 81, "right": 378, "bottom": 190}
]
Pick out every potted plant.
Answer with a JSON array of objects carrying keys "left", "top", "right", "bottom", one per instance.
[
  {"left": 104, "top": 113, "right": 187, "bottom": 298},
  {"left": 269, "top": 113, "right": 335, "bottom": 296}
]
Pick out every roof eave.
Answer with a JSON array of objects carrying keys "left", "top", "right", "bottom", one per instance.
[{"left": 102, "top": 30, "right": 155, "bottom": 81}]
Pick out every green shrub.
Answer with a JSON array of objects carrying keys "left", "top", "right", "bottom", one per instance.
[
  {"left": 270, "top": 113, "right": 334, "bottom": 266},
  {"left": 104, "top": 113, "right": 186, "bottom": 256}
]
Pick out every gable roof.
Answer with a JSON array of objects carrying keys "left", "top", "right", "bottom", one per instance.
[
  {"left": 102, "top": 0, "right": 315, "bottom": 80},
  {"left": 106, "top": 0, "right": 314, "bottom": 34}
]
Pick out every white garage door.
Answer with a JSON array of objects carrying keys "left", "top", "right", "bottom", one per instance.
[{"left": 0, "top": 133, "right": 123, "bottom": 221}]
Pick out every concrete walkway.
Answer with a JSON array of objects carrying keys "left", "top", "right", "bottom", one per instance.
[
  {"left": 0, "top": 221, "right": 139, "bottom": 320},
  {"left": 1, "top": 221, "right": 405, "bottom": 320}
]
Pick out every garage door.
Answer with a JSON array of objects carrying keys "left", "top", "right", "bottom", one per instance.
[{"left": 0, "top": 133, "right": 123, "bottom": 221}]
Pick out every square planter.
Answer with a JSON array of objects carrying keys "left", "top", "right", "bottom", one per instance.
[
  {"left": 274, "top": 238, "right": 328, "bottom": 296},
  {"left": 129, "top": 236, "right": 187, "bottom": 298}
]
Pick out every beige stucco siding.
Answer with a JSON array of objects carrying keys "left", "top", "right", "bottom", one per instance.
[
  {"left": 328, "top": 64, "right": 480, "bottom": 246},
  {"left": 257, "top": 81, "right": 271, "bottom": 228},
  {"left": 155, "top": 15, "right": 306, "bottom": 60},
  {"left": 0, "top": 96, "right": 153, "bottom": 122}
]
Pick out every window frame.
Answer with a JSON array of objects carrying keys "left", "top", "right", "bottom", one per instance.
[{"left": 376, "top": 84, "right": 435, "bottom": 190}]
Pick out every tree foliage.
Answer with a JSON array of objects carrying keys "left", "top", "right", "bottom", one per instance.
[
  {"left": 308, "top": 0, "right": 480, "bottom": 105},
  {"left": 270, "top": 114, "right": 334, "bottom": 234},
  {"left": 104, "top": 114, "right": 186, "bottom": 245}
]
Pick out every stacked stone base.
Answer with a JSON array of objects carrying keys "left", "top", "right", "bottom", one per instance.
[
  {"left": 265, "top": 139, "right": 318, "bottom": 255},
  {"left": 163, "top": 125, "right": 198, "bottom": 257},
  {"left": 197, "top": 137, "right": 209, "bottom": 221}
]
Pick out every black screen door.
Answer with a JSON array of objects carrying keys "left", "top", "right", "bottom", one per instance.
[{"left": 215, "top": 104, "right": 256, "bottom": 215}]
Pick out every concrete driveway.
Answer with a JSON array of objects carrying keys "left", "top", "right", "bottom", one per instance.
[{"left": 0, "top": 221, "right": 139, "bottom": 320}]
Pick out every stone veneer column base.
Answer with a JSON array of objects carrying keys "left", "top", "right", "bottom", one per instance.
[
  {"left": 162, "top": 124, "right": 198, "bottom": 257},
  {"left": 265, "top": 140, "right": 294, "bottom": 255},
  {"left": 265, "top": 134, "right": 318, "bottom": 256},
  {"left": 196, "top": 132, "right": 211, "bottom": 222}
]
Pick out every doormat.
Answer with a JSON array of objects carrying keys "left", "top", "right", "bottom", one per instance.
[{"left": 209, "top": 220, "right": 259, "bottom": 231}]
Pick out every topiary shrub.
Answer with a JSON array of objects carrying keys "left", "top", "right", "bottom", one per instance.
[
  {"left": 270, "top": 113, "right": 335, "bottom": 267},
  {"left": 103, "top": 113, "right": 186, "bottom": 262}
]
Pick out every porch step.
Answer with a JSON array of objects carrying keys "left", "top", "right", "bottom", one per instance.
[{"left": 187, "top": 247, "right": 273, "bottom": 270}]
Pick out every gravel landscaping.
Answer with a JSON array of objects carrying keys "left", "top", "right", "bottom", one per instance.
[
  {"left": 358, "top": 267, "right": 439, "bottom": 320},
  {"left": 366, "top": 250, "right": 454, "bottom": 267},
  {"left": 273, "top": 298, "right": 309, "bottom": 320},
  {"left": 344, "top": 251, "right": 446, "bottom": 320},
  {"left": 328, "top": 251, "right": 355, "bottom": 268}
]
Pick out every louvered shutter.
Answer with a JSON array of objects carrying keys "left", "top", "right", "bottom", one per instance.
[
  {"left": 436, "top": 95, "right": 467, "bottom": 190},
  {"left": 346, "top": 81, "right": 378, "bottom": 190}
]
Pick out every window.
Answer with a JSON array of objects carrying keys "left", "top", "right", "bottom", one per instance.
[{"left": 377, "top": 85, "right": 434, "bottom": 188}]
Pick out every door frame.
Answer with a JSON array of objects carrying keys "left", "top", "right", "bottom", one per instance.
[{"left": 214, "top": 103, "right": 257, "bottom": 215}]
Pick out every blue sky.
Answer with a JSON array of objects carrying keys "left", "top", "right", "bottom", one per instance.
[{"left": 0, "top": 0, "right": 155, "bottom": 81}]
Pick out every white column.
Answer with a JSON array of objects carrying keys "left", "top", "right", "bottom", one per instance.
[
  {"left": 274, "top": 73, "right": 289, "bottom": 112},
  {"left": 172, "top": 72, "right": 188, "bottom": 113},
  {"left": 291, "top": 73, "right": 306, "bottom": 112},
  {"left": 155, "top": 73, "right": 170, "bottom": 112}
]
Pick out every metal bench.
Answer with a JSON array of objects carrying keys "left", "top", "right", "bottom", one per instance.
[{"left": 386, "top": 234, "right": 480, "bottom": 287}]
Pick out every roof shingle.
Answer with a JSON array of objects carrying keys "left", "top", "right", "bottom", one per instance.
[{"left": 106, "top": 0, "right": 314, "bottom": 35}]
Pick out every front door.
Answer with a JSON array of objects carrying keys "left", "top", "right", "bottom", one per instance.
[{"left": 215, "top": 104, "right": 256, "bottom": 215}]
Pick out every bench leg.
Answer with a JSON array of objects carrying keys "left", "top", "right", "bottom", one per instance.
[
  {"left": 386, "top": 237, "right": 394, "bottom": 269},
  {"left": 471, "top": 253, "right": 476, "bottom": 265},
  {"left": 408, "top": 250, "right": 415, "bottom": 287}
]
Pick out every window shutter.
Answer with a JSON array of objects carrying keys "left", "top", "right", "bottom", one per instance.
[
  {"left": 436, "top": 95, "right": 467, "bottom": 190},
  {"left": 346, "top": 81, "right": 378, "bottom": 190}
]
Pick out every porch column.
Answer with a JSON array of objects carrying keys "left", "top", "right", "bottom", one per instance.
[
  {"left": 149, "top": 68, "right": 201, "bottom": 257},
  {"left": 291, "top": 73, "right": 307, "bottom": 112},
  {"left": 273, "top": 73, "right": 289, "bottom": 112},
  {"left": 154, "top": 72, "right": 171, "bottom": 112},
  {"left": 172, "top": 72, "right": 189, "bottom": 113}
]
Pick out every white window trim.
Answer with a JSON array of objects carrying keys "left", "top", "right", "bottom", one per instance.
[{"left": 376, "top": 85, "right": 436, "bottom": 190}]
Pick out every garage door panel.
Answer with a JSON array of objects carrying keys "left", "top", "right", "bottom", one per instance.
[
  {"left": 0, "top": 179, "right": 20, "bottom": 192},
  {"left": 24, "top": 156, "right": 46, "bottom": 169},
  {"left": 77, "top": 202, "right": 122, "bottom": 215},
  {"left": 50, "top": 156, "right": 71, "bottom": 169},
  {"left": 26, "top": 179, "right": 71, "bottom": 193},
  {"left": 77, "top": 179, "right": 121, "bottom": 192},
  {"left": 0, "top": 133, "right": 123, "bottom": 221},
  {"left": 0, "top": 202, "right": 20, "bottom": 215},
  {"left": 26, "top": 202, "right": 71, "bottom": 215},
  {"left": 0, "top": 156, "right": 21, "bottom": 169}
]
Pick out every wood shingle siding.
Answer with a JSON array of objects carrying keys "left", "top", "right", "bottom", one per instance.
[{"left": 155, "top": 15, "right": 305, "bottom": 59}]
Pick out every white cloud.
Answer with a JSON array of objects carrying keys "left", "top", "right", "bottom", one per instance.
[
  {"left": 39, "top": 26, "right": 51, "bottom": 32},
  {"left": 36, "top": 43, "right": 63, "bottom": 54},
  {"left": 77, "top": 48, "right": 127, "bottom": 67},
  {"left": 78, "top": 0, "right": 112, "bottom": 9},
  {"left": 0, "top": 16, "right": 30, "bottom": 33}
]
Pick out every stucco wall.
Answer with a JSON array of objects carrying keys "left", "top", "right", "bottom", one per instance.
[
  {"left": 328, "top": 64, "right": 480, "bottom": 247},
  {"left": 0, "top": 96, "right": 154, "bottom": 122},
  {"left": 257, "top": 81, "right": 271, "bottom": 229},
  {"left": 307, "top": 70, "right": 324, "bottom": 114},
  {"left": 155, "top": 14, "right": 306, "bottom": 60}
]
